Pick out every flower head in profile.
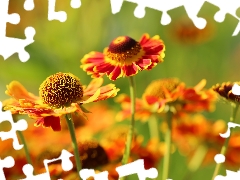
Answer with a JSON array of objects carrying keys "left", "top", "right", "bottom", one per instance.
[
  {"left": 3, "top": 72, "right": 119, "bottom": 131},
  {"left": 80, "top": 34, "right": 165, "bottom": 80},
  {"left": 142, "top": 78, "right": 216, "bottom": 114},
  {"left": 116, "top": 78, "right": 216, "bottom": 121},
  {"left": 212, "top": 81, "right": 240, "bottom": 104}
]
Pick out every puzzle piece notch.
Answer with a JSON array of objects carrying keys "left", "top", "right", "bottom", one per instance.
[
  {"left": 116, "top": 159, "right": 158, "bottom": 180},
  {"left": 71, "top": 0, "right": 81, "bottom": 9},
  {"left": 0, "top": 102, "right": 28, "bottom": 150},
  {"left": 24, "top": 0, "right": 35, "bottom": 11},
  {"left": 205, "top": 0, "right": 240, "bottom": 22},
  {"left": 48, "top": 0, "right": 82, "bottom": 22},
  {"left": 0, "top": 156, "right": 15, "bottom": 180},
  {"left": 48, "top": 0, "right": 67, "bottom": 22},
  {"left": 20, "top": 149, "right": 73, "bottom": 180},
  {"left": 79, "top": 169, "right": 109, "bottom": 180}
]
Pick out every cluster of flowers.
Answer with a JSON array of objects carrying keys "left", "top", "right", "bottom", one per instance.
[{"left": 1, "top": 33, "right": 240, "bottom": 180}]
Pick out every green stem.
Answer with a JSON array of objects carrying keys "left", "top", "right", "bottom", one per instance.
[
  {"left": 162, "top": 111, "right": 173, "bottom": 180},
  {"left": 188, "top": 145, "right": 208, "bottom": 172},
  {"left": 183, "top": 145, "right": 208, "bottom": 180},
  {"left": 17, "top": 131, "right": 33, "bottom": 165},
  {"left": 65, "top": 114, "right": 81, "bottom": 179},
  {"left": 12, "top": 115, "right": 33, "bottom": 167},
  {"left": 148, "top": 115, "right": 160, "bottom": 142},
  {"left": 121, "top": 76, "right": 136, "bottom": 164},
  {"left": 212, "top": 103, "right": 239, "bottom": 180}
]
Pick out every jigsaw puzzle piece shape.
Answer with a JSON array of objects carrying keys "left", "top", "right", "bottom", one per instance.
[
  {"left": 0, "top": 156, "right": 14, "bottom": 180},
  {"left": 48, "top": 0, "right": 81, "bottom": 22},
  {"left": 0, "top": 102, "right": 28, "bottom": 150},
  {"left": 206, "top": 0, "right": 240, "bottom": 22},
  {"left": 50, "top": 149, "right": 73, "bottom": 171},
  {"left": 0, "top": 27, "right": 35, "bottom": 62},
  {"left": 0, "top": 0, "right": 36, "bottom": 62},
  {"left": 21, "top": 164, "right": 51, "bottom": 180},
  {"left": 197, "top": 1, "right": 239, "bottom": 37},
  {"left": 116, "top": 159, "right": 158, "bottom": 180},
  {"left": 20, "top": 149, "right": 73, "bottom": 180}
]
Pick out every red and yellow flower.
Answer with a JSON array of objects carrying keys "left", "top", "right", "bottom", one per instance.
[
  {"left": 3, "top": 72, "right": 119, "bottom": 131},
  {"left": 116, "top": 78, "right": 217, "bottom": 121},
  {"left": 80, "top": 34, "right": 165, "bottom": 80}
]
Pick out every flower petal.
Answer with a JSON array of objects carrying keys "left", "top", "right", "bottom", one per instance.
[
  {"left": 194, "top": 79, "right": 206, "bottom": 91},
  {"left": 122, "top": 64, "right": 138, "bottom": 77},
  {"left": 5, "top": 81, "right": 39, "bottom": 101},
  {"left": 83, "top": 78, "right": 104, "bottom": 96},
  {"left": 82, "top": 89, "right": 101, "bottom": 104},
  {"left": 34, "top": 116, "right": 61, "bottom": 131},
  {"left": 108, "top": 66, "right": 123, "bottom": 81},
  {"left": 80, "top": 52, "right": 105, "bottom": 75},
  {"left": 135, "top": 59, "right": 151, "bottom": 70}
]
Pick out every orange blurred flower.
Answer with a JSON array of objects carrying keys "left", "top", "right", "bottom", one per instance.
[
  {"left": 171, "top": 114, "right": 225, "bottom": 157},
  {"left": 80, "top": 34, "right": 165, "bottom": 80},
  {"left": 171, "top": 17, "right": 214, "bottom": 45},
  {"left": 100, "top": 126, "right": 163, "bottom": 169},
  {"left": 116, "top": 78, "right": 216, "bottom": 121},
  {"left": 225, "top": 132, "right": 240, "bottom": 168},
  {"left": 3, "top": 72, "right": 119, "bottom": 131}
]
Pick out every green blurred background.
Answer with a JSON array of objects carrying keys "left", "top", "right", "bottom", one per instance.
[{"left": 1, "top": 0, "right": 240, "bottom": 179}]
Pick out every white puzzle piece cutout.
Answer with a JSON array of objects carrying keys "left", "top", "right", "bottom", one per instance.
[
  {"left": 0, "top": 0, "right": 36, "bottom": 62},
  {"left": 110, "top": 0, "right": 240, "bottom": 36},
  {"left": 0, "top": 156, "right": 14, "bottom": 180},
  {"left": 232, "top": 83, "right": 240, "bottom": 96},
  {"left": 0, "top": 102, "right": 28, "bottom": 150},
  {"left": 215, "top": 170, "right": 240, "bottom": 180},
  {"left": 20, "top": 149, "right": 73, "bottom": 180},
  {"left": 48, "top": 0, "right": 82, "bottom": 22},
  {"left": 80, "top": 169, "right": 109, "bottom": 180},
  {"left": 116, "top": 159, "right": 158, "bottom": 180}
]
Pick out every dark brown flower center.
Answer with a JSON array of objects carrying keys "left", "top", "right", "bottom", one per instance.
[
  {"left": 78, "top": 141, "right": 109, "bottom": 169},
  {"left": 106, "top": 36, "right": 141, "bottom": 63},
  {"left": 143, "top": 78, "right": 180, "bottom": 99},
  {"left": 39, "top": 72, "right": 83, "bottom": 108}
]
